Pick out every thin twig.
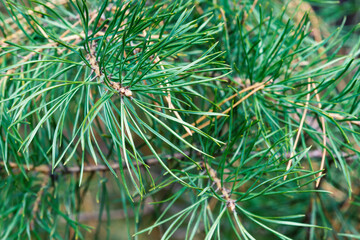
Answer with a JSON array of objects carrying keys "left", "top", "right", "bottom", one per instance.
[
  {"left": 183, "top": 81, "right": 270, "bottom": 138},
  {"left": 312, "top": 83, "right": 327, "bottom": 188},
  {"left": 193, "top": 82, "right": 263, "bottom": 126},
  {"left": 287, "top": 100, "right": 360, "bottom": 126},
  {"left": 30, "top": 178, "right": 49, "bottom": 229},
  {"left": 153, "top": 55, "right": 193, "bottom": 136},
  {"left": 328, "top": 113, "right": 360, "bottom": 126},
  {"left": 1, "top": 149, "right": 355, "bottom": 176},
  {"left": 0, "top": 152, "right": 186, "bottom": 175},
  {"left": 201, "top": 161, "right": 236, "bottom": 212},
  {"left": 242, "top": 0, "right": 258, "bottom": 23},
  {"left": 284, "top": 78, "right": 311, "bottom": 180}
]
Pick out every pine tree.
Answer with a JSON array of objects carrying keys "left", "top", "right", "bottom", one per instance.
[{"left": 1, "top": 0, "right": 359, "bottom": 239}]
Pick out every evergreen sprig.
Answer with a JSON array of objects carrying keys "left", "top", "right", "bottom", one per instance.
[{"left": 1, "top": 0, "right": 359, "bottom": 239}]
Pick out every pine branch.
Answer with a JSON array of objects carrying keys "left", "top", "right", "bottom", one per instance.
[
  {"left": 1, "top": 0, "right": 360, "bottom": 239},
  {"left": 1, "top": 152, "right": 187, "bottom": 175}
]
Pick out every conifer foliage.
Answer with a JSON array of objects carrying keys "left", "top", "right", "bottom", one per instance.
[{"left": 1, "top": 0, "right": 359, "bottom": 239}]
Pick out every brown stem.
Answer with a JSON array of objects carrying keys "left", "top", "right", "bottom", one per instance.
[
  {"left": 201, "top": 161, "right": 236, "bottom": 212},
  {"left": 1, "top": 152, "right": 186, "bottom": 175}
]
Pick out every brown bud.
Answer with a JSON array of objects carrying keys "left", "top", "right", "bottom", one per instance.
[{"left": 124, "top": 89, "right": 133, "bottom": 97}]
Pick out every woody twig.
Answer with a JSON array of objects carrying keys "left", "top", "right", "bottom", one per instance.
[{"left": 201, "top": 161, "right": 236, "bottom": 212}]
